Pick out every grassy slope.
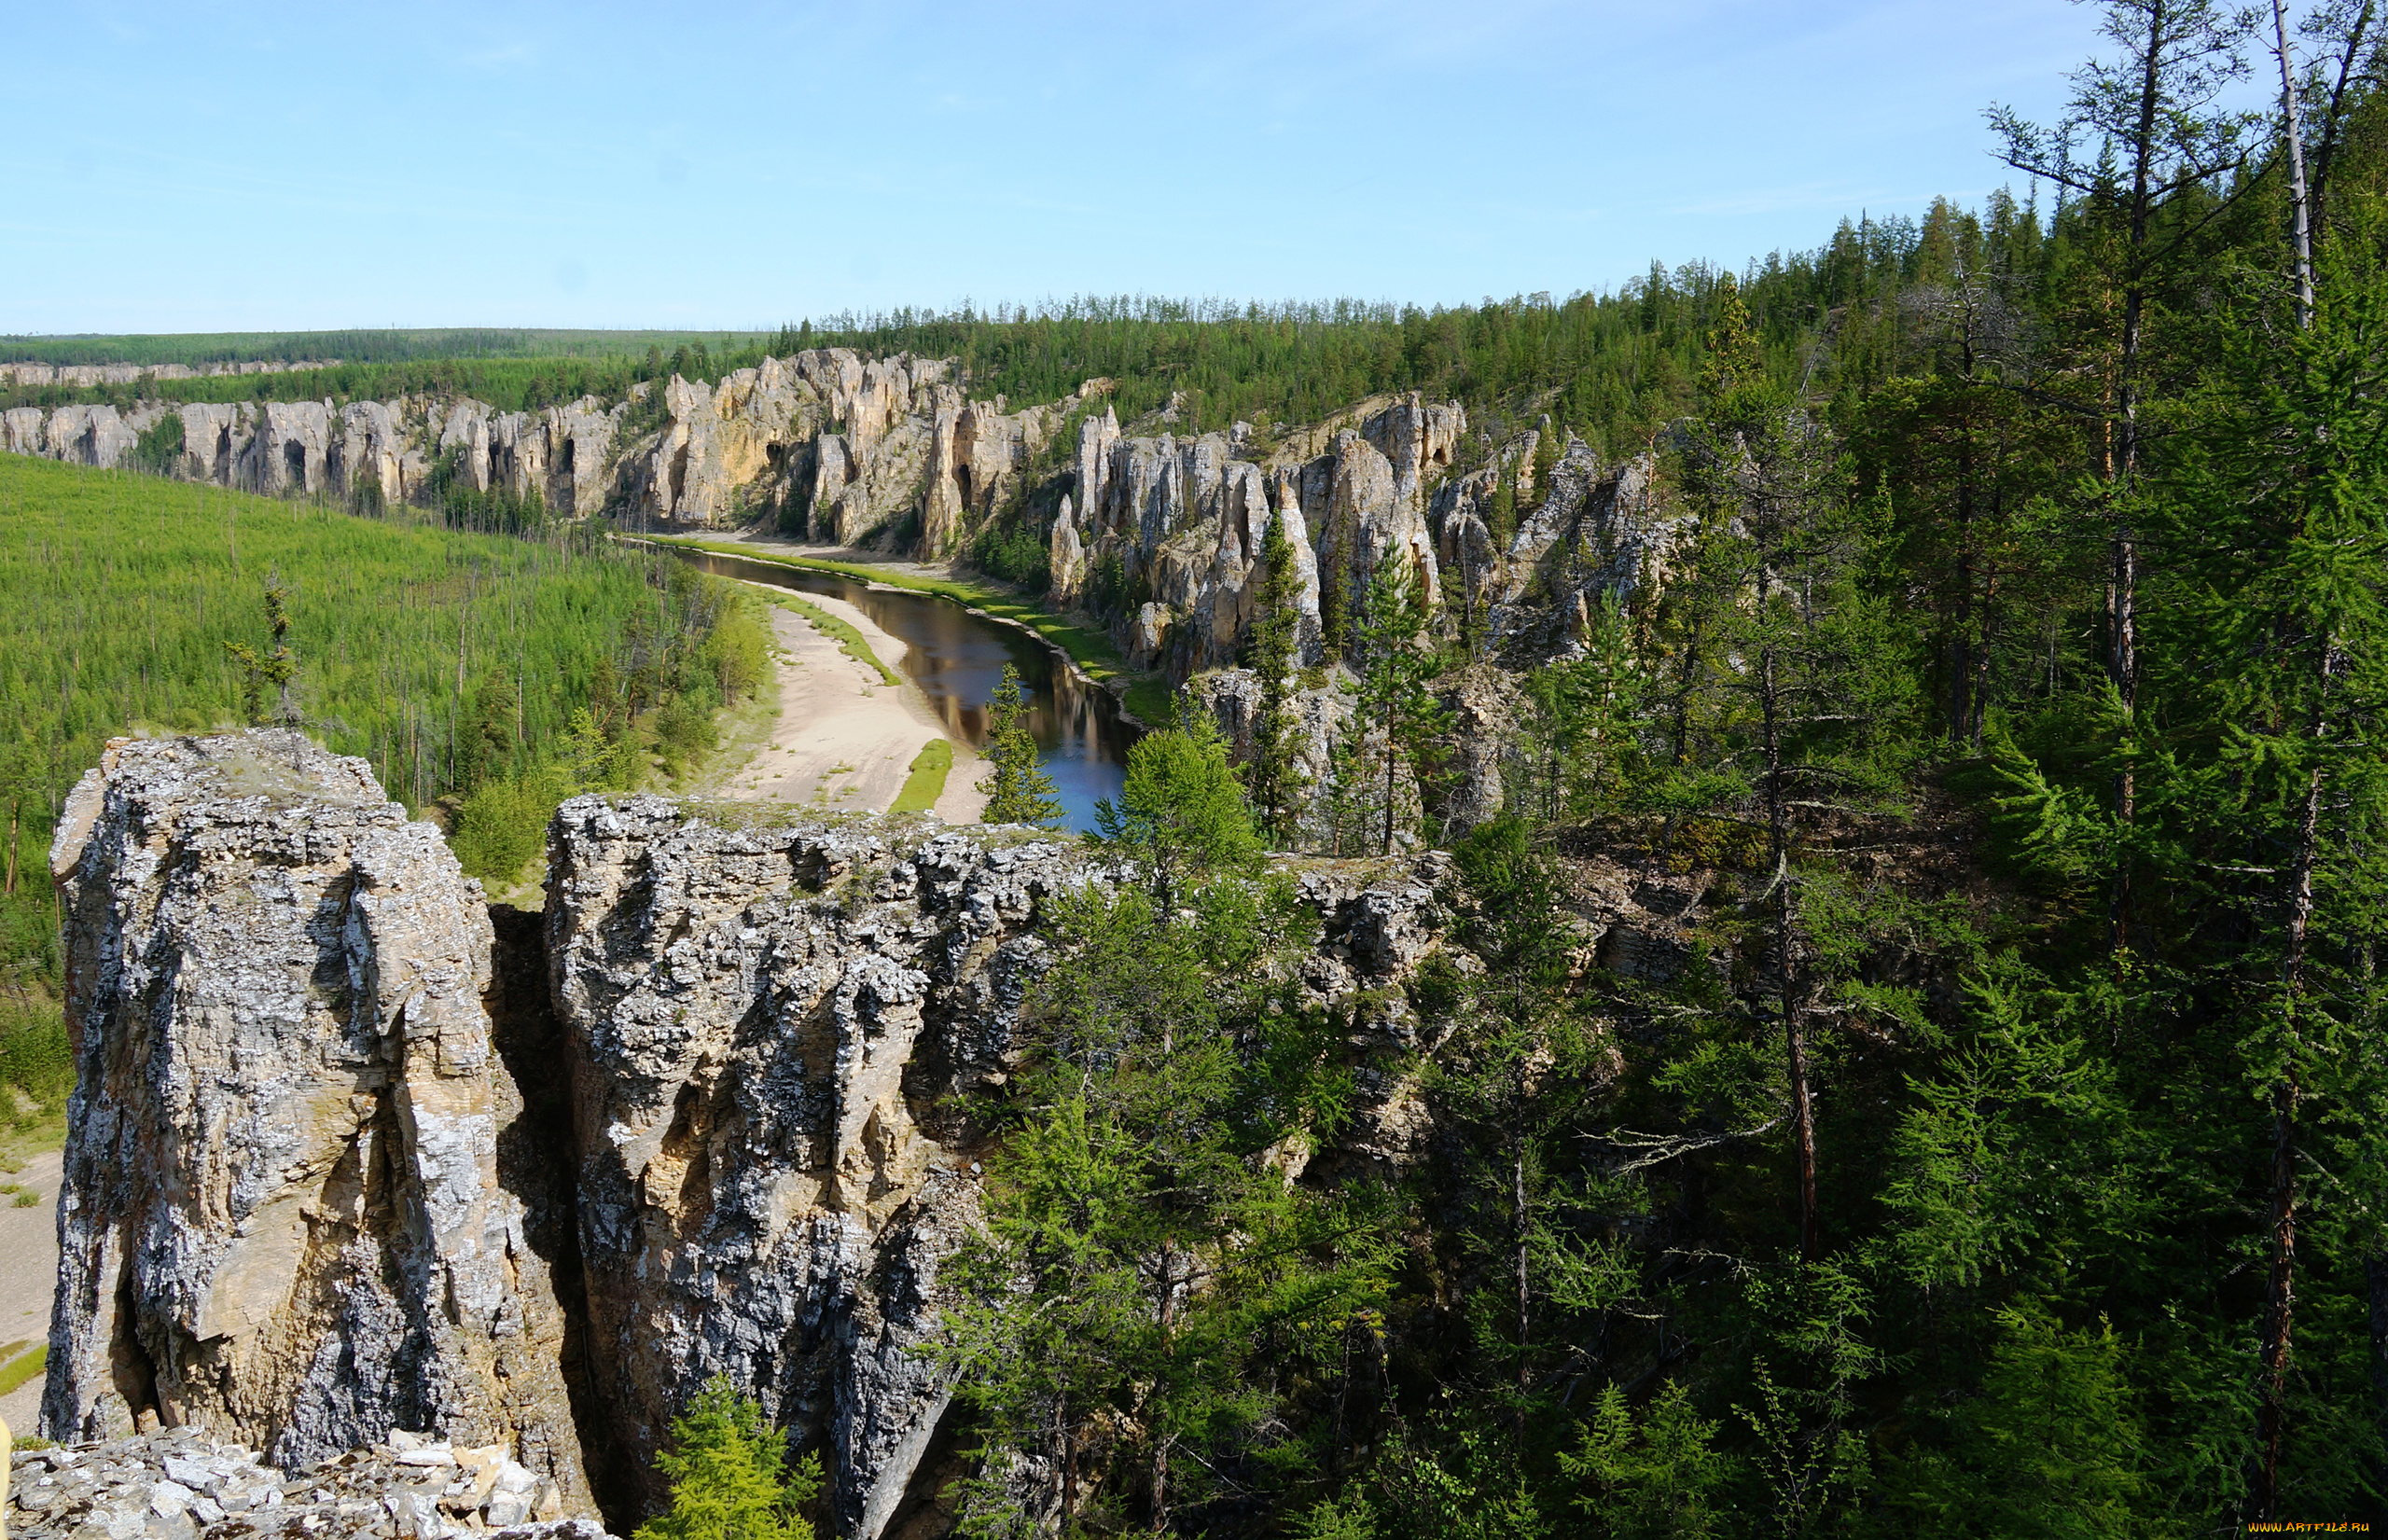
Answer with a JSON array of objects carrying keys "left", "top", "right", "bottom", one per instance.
[
  {"left": 0, "top": 456, "right": 710, "bottom": 980},
  {"left": 647, "top": 535, "right": 1174, "bottom": 726}
]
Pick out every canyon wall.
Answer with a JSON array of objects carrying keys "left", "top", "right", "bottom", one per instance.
[
  {"left": 42, "top": 732, "right": 1471, "bottom": 1538},
  {"left": 2, "top": 352, "right": 1678, "bottom": 684}
]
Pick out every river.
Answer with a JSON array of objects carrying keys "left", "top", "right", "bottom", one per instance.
[{"left": 669, "top": 548, "right": 1134, "bottom": 832}]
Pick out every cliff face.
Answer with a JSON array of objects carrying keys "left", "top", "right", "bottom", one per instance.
[
  {"left": 0, "top": 359, "right": 334, "bottom": 388},
  {"left": 1052, "top": 390, "right": 1465, "bottom": 677},
  {"left": 0, "top": 357, "right": 1497, "bottom": 683},
  {"left": 0, "top": 393, "right": 627, "bottom": 517},
  {"left": 542, "top": 800, "right": 1085, "bottom": 1537},
  {"left": 43, "top": 732, "right": 588, "bottom": 1497},
  {"left": 41, "top": 734, "right": 1467, "bottom": 1538}
]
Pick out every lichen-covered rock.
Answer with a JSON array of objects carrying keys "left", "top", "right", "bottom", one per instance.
[
  {"left": 43, "top": 733, "right": 586, "bottom": 1500},
  {"left": 542, "top": 799, "right": 1090, "bottom": 1537}
]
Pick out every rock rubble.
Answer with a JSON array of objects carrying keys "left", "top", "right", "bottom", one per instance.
[{"left": 8, "top": 1428, "right": 603, "bottom": 1540}]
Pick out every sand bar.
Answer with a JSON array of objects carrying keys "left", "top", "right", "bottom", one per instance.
[{"left": 720, "top": 584, "right": 988, "bottom": 823}]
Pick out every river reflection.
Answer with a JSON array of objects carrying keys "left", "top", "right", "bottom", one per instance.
[{"left": 672, "top": 548, "right": 1133, "bottom": 831}]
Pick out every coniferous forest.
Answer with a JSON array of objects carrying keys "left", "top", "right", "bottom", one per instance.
[
  {"left": 911, "top": 5, "right": 2388, "bottom": 1532},
  {"left": 19, "top": 1, "right": 2388, "bottom": 1533}
]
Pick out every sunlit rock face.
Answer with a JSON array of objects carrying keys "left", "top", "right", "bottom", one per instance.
[{"left": 43, "top": 731, "right": 589, "bottom": 1501}]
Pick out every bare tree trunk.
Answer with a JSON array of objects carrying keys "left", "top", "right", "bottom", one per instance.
[
  {"left": 1514, "top": 1124, "right": 1532, "bottom": 1426},
  {"left": 2259, "top": 736, "right": 2326, "bottom": 1515},
  {"left": 2275, "top": 0, "right": 2318, "bottom": 329},
  {"left": 2368, "top": 1250, "right": 2388, "bottom": 1527},
  {"left": 1153, "top": 1246, "right": 1174, "bottom": 1533},
  {"left": 2108, "top": 0, "right": 2166, "bottom": 971},
  {"left": 1060, "top": 1394, "right": 1077, "bottom": 1523}
]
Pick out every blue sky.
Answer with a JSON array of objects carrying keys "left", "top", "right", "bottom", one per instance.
[{"left": 7, "top": 0, "right": 2114, "bottom": 335}]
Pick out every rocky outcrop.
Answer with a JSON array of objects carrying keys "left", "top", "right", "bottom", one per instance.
[
  {"left": 0, "top": 359, "right": 335, "bottom": 388},
  {"left": 35, "top": 404, "right": 157, "bottom": 469},
  {"left": 44, "top": 733, "right": 588, "bottom": 1500},
  {"left": 1048, "top": 494, "right": 1086, "bottom": 604},
  {"left": 1481, "top": 440, "right": 1681, "bottom": 662},
  {"left": 40, "top": 730, "right": 1497, "bottom": 1538},
  {"left": 1073, "top": 393, "right": 1460, "bottom": 678},
  {"left": 240, "top": 401, "right": 336, "bottom": 495},
  {"left": 542, "top": 800, "right": 1083, "bottom": 1537}
]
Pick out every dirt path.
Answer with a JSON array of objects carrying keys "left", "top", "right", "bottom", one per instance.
[{"left": 717, "top": 587, "right": 987, "bottom": 823}]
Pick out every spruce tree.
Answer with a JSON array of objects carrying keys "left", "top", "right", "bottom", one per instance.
[
  {"left": 222, "top": 576, "right": 299, "bottom": 728},
  {"left": 2139, "top": 237, "right": 2388, "bottom": 1516},
  {"left": 976, "top": 664, "right": 1063, "bottom": 828}
]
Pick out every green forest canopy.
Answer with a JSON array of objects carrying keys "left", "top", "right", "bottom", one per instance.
[{"left": 0, "top": 456, "right": 752, "bottom": 978}]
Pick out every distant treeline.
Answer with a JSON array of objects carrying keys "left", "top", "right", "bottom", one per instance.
[
  {"left": 0, "top": 327, "right": 772, "bottom": 369},
  {"left": 9, "top": 203, "right": 2035, "bottom": 463},
  {"left": 771, "top": 203, "right": 2038, "bottom": 454}
]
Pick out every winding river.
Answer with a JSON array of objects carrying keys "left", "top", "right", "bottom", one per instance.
[{"left": 670, "top": 548, "right": 1134, "bottom": 831}]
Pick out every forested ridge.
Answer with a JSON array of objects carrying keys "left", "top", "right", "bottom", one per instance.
[{"left": 901, "top": 4, "right": 2388, "bottom": 1533}]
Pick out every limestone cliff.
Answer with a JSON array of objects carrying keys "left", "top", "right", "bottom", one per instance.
[
  {"left": 43, "top": 733, "right": 589, "bottom": 1498},
  {"left": 542, "top": 801, "right": 1089, "bottom": 1537},
  {"left": 42, "top": 731, "right": 1480, "bottom": 1538}
]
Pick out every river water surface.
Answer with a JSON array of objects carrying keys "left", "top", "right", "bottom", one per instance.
[{"left": 673, "top": 548, "right": 1133, "bottom": 831}]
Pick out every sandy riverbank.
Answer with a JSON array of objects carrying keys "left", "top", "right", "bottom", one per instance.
[
  {"left": 717, "top": 584, "right": 988, "bottom": 823},
  {"left": 0, "top": 1148, "right": 62, "bottom": 1436}
]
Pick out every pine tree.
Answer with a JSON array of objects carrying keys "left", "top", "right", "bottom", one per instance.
[
  {"left": 634, "top": 1378, "right": 820, "bottom": 1540},
  {"left": 1245, "top": 510, "right": 1309, "bottom": 845},
  {"left": 976, "top": 664, "right": 1062, "bottom": 828}
]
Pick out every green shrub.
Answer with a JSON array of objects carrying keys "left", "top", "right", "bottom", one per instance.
[
  {"left": 654, "top": 696, "right": 718, "bottom": 770},
  {"left": 702, "top": 592, "right": 773, "bottom": 701},
  {"left": 0, "top": 1002, "right": 70, "bottom": 1122},
  {"left": 968, "top": 518, "right": 1049, "bottom": 592},
  {"left": 131, "top": 412, "right": 185, "bottom": 476},
  {"left": 450, "top": 765, "right": 574, "bottom": 884}
]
